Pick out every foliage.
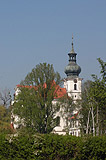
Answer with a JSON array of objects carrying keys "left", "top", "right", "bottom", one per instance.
[
  {"left": 91, "top": 58, "right": 106, "bottom": 134},
  {"left": 35, "top": 134, "right": 82, "bottom": 160},
  {"left": 79, "top": 136, "right": 106, "bottom": 160},
  {"left": 0, "top": 133, "right": 106, "bottom": 160},
  {"left": 0, "top": 105, "right": 12, "bottom": 133},
  {"left": 36, "top": 134, "right": 106, "bottom": 160},
  {"left": 0, "top": 132, "right": 36, "bottom": 160},
  {"left": 13, "top": 63, "right": 61, "bottom": 133},
  {"left": 80, "top": 58, "right": 106, "bottom": 136}
]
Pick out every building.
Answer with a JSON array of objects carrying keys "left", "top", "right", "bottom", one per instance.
[
  {"left": 53, "top": 36, "right": 82, "bottom": 136},
  {"left": 11, "top": 37, "right": 82, "bottom": 136}
]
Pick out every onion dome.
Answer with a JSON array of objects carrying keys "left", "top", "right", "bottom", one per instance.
[{"left": 64, "top": 36, "right": 81, "bottom": 78}]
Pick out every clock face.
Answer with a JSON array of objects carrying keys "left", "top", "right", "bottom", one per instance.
[{"left": 74, "top": 79, "right": 77, "bottom": 83}]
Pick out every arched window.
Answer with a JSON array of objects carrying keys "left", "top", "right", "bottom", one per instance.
[{"left": 74, "top": 84, "right": 77, "bottom": 90}]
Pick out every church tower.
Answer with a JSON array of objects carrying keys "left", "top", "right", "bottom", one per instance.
[{"left": 64, "top": 36, "right": 82, "bottom": 100}]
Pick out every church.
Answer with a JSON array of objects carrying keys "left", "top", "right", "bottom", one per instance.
[
  {"left": 53, "top": 36, "right": 82, "bottom": 136},
  {"left": 11, "top": 37, "right": 82, "bottom": 136}
]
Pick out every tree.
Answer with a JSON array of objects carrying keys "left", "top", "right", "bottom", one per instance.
[
  {"left": 13, "top": 63, "right": 61, "bottom": 133},
  {"left": 91, "top": 58, "right": 106, "bottom": 135},
  {"left": 0, "top": 105, "right": 12, "bottom": 133},
  {"left": 0, "top": 89, "right": 12, "bottom": 108},
  {"left": 80, "top": 58, "right": 106, "bottom": 136},
  {"left": 0, "top": 89, "right": 12, "bottom": 133},
  {"left": 79, "top": 80, "right": 92, "bottom": 135}
]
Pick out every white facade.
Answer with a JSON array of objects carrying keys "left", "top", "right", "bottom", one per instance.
[
  {"left": 53, "top": 77, "right": 82, "bottom": 136},
  {"left": 64, "top": 77, "right": 82, "bottom": 100}
]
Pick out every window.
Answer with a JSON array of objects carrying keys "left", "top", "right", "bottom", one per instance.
[
  {"left": 74, "top": 79, "right": 77, "bottom": 83},
  {"left": 56, "top": 116, "right": 60, "bottom": 126},
  {"left": 75, "top": 121, "right": 78, "bottom": 127},
  {"left": 70, "top": 121, "right": 74, "bottom": 128},
  {"left": 74, "top": 84, "right": 77, "bottom": 90}
]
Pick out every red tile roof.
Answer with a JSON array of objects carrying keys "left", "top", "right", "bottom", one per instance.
[
  {"left": 16, "top": 81, "right": 67, "bottom": 99},
  {"left": 54, "top": 85, "right": 67, "bottom": 99}
]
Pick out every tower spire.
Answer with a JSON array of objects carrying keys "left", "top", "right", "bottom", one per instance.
[
  {"left": 70, "top": 34, "right": 75, "bottom": 53},
  {"left": 64, "top": 36, "right": 81, "bottom": 78}
]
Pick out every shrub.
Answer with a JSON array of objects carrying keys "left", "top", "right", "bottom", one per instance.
[
  {"left": 35, "top": 134, "right": 82, "bottom": 160},
  {"left": 79, "top": 136, "right": 106, "bottom": 160},
  {"left": 0, "top": 133, "right": 106, "bottom": 160}
]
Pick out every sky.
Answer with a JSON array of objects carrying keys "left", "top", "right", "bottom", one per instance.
[{"left": 0, "top": 0, "right": 106, "bottom": 96}]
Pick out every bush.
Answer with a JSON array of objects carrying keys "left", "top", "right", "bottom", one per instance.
[
  {"left": 0, "top": 133, "right": 106, "bottom": 160},
  {"left": 0, "top": 133, "right": 36, "bottom": 160},
  {"left": 35, "top": 134, "right": 82, "bottom": 160},
  {"left": 0, "top": 133, "right": 11, "bottom": 160},
  {"left": 79, "top": 136, "right": 106, "bottom": 160},
  {"left": 35, "top": 134, "right": 106, "bottom": 160}
]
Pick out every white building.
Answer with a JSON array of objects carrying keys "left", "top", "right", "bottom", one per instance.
[
  {"left": 53, "top": 36, "right": 82, "bottom": 136},
  {"left": 11, "top": 37, "right": 82, "bottom": 136}
]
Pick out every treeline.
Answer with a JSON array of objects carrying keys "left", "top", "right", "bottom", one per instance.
[
  {"left": 0, "top": 59, "right": 106, "bottom": 136},
  {"left": 12, "top": 59, "right": 106, "bottom": 135},
  {"left": 80, "top": 58, "right": 106, "bottom": 136},
  {"left": 0, "top": 132, "right": 106, "bottom": 160}
]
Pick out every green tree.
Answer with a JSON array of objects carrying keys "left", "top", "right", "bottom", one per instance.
[
  {"left": 13, "top": 63, "right": 61, "bottom": 133},
  {"left": 91, "top": 58, "right": 106, "bottom": 135},
  {"left": 0, "top": 105, "right": 12, "bottom": 133},
  {"left": 80, "top": 58, "right": 106, "bottom": 136}
]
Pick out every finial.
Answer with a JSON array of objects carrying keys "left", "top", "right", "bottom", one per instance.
[{"left": 70, "top": 34, "right": 74, "bottom": 53}]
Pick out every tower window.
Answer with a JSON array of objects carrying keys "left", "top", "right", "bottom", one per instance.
[{"left": 74, "top": 84, "right": 77, "bottom": 90}]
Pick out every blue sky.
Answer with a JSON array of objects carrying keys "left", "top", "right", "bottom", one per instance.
[{"left": 0, "top": 0, "right": 106, "bottom": 95}]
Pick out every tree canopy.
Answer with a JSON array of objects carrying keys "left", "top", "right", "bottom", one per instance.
[{"left": 13, "top": 63, "right": 61, "bottom": 133}]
